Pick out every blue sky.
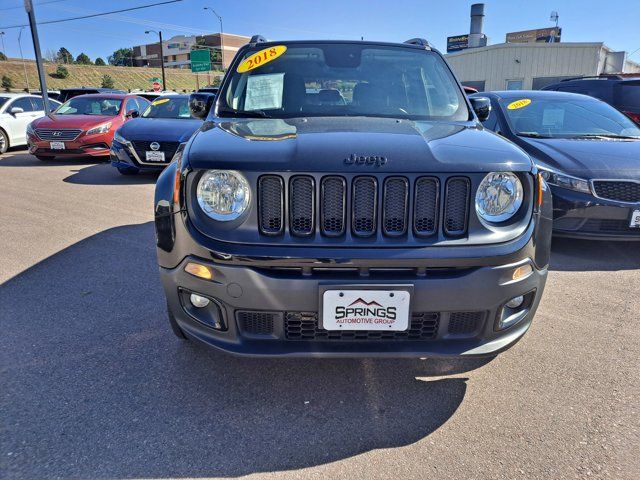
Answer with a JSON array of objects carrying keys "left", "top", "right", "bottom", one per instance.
[{"left": 1, "top": 0, "right": 639, "bottom": 62}]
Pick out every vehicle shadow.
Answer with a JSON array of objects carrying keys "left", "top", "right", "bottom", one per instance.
[
  {"left": 1, "top": 222, "right": 489, "bottom": 479},
  {"left": 63, "top": 163, "right": 160, "bottom": 185},
  {"left": 549, "top": 237, "right": 640, "bottom": 271},
  {"left": 0, "top": 152, "right": 102, "bottom": 168}
]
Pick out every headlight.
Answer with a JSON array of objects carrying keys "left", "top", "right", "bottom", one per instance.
[
  {"left": 26, "top": 123, "right": 35, "bottom": 136},
  {"left": 86, "top": 122, "right": 112, "bottom": 135},
  {"left": 538, "top": 168, "right": 590, "bottom": 194},
  {"left": 113, "top": 130, "right": 128, "bottom": 144},
  {"left": 475, "top": 172, "right": 524, "bottom": 222},
  {"left": 197, "top": 170, "right": 251, "bottom": 221}
]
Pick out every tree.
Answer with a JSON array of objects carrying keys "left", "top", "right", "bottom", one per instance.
[
  {"left": 101, "top": 74, "right": 115, "bottom": 89},
  {"left": 94, "top": 57, "right": 106, "bottom": 66},
  {"left": 2, "top": 75, "right": 14, "bottom": 92},
  {"left": 195, "top": 37, "right": 221, "bottom": 69},
  {"left": 0, "top": 52, "right": 7, "bottom": 61},
  {"left": 56, "top": 47, "right": 73, "bottom": 64},
  {"left": 55, "top": 65, "right": 69, "bottom": 79},
  {"left": 108, "top": 48, "right": 133, "bottom": 67},
  {"left": 75, "top": 53, "right": 92, "bottom": 65}
]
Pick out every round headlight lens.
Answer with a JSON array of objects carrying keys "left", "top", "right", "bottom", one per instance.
[
  {"left": 475, "top": 172, "right": 523, "bottom": 223},
  {"left": 197, "top": 170, "right": 251, "bottom": 221}
]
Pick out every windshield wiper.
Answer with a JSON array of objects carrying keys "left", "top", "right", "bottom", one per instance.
[
  {"left": 517, "top": 132, "right": 553, "bottom": 138},
  {"left": 217, "top": 108, "right": 270, "bottom": 118},
  {"left": 571, "top": 133, "right": 640, "bottom": 140}
]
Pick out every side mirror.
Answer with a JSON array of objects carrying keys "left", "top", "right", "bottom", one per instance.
[
  {"left": 125, "top": 109, "right": 139, "bottom": 118},
  {"left": 189, "top": 92, "right": 215, "bottom": 120},
  {"left": 10, "top": 107, "right": 25, "bottom": 115},
  {"left": 469, "top": 97, "right": 491, "bottom": 122}
]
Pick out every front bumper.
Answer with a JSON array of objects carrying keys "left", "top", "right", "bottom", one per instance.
[
  {"left": 110, "top": 140, "right": 169, "bottom": 172},
  {"left": 161, "top": 252, "right": 547, "bottom": 358},
  {"left": 550, "top": 186, "right": 640, "bottom": 240},
  {"left": 28, "top": 133, "right": 111, "bottom": 157}
]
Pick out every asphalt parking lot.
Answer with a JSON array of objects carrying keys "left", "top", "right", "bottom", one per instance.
[{"left": 1, "top": 149, "right": 639, "bottom": 480}]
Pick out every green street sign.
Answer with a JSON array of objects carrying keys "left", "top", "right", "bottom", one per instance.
[{"left": 190, "top": 49, "right": 211, "bottom": 73}]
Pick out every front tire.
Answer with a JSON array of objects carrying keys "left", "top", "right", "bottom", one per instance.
[
  {"left": 0, "top": 129, "right": 8, "bottom": 154},
  {"left": 117, "top": 166, "right": 139, "bottom": 175}
]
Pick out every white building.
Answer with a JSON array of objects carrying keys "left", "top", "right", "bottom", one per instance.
[{"left": 446, "top": 42, "right": 640, "bottom": 91}]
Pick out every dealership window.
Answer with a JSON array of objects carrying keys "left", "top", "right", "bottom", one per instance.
[
  {"left": 462, "top": 81, "right": 486, "bottom": 92},
  {"left": 506, "top": 79, "right": 524, "bottom": 90}
]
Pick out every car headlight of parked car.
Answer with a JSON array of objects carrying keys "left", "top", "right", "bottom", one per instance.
[
  {"left": 86, "top": 122, "right": 112, "bottom": 135},
  {"left": 475, "top": 172, "right": 524, "bottom": 222},
  {"left": 538, "top": 167, "right": 591, "bottom": 194},
  {"left": 197, "top": 170, "right": 251, "bottom": 221},
  {"left": 26, "top": 123, "right": 36, "bottom": 137},
  {"left": 113, "top": 130, "right": 128, "bottom": 144}
]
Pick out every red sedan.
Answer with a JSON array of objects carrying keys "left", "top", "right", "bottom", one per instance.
[{"left": 27, "top": 93, "right": 150, "bottom": 160}]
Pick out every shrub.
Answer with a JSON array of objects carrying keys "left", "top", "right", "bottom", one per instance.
[
  {"left": 55, "top": 65, "right": 69, "bottom": 79},
  {"left": 2, "top": 75, "right": 14, "bottom": 92},
  {"left": 0, "top": 52, "right": 7, "bottom": 61},
  {"left": 101, "top": 74, "right": 115, "bottom": 89},
  {"left": 94, "top": 57, "right": 106, "bottom": 66}
]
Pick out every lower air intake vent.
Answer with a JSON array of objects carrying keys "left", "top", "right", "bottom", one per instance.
[
  {"left": 237, "top": 311, "right": 278, "bottom": 336},
  {"left": 448, "top": 311, "right": 484, "bottom": 336},
  {"left": 258, "top": 176, "right": 284, "bottom": 235}
]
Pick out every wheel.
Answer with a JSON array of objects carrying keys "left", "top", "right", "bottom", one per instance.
[
  {"left": 35, "top": 155, "right": 53, "bottom": 161},
  {"left": 0, "top": 129, "right": 8, "bottom": 154},
  {"left": 117, "top": 166, "right": 139, "bottom": 175},
  {"left": 167, "top": 302, "right": 188, "bottom": 340}
]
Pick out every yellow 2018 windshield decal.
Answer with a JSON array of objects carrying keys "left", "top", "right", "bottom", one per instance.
[
  {"left": 237, "top": 45, "right": 287, "bottom": 73},
  {"left": 507, "top": 99, "right": 531, "bottom": 110}
]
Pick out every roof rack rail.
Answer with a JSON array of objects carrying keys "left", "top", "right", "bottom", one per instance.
[
  {"left": 560, "top": 75, "right": 623, "bottom": 82},
  {"left": 250, "top": 35, "right": 268, "bottom": 44},
  {"left": 404, "top": 38, "right": 431, "bottom": 49}
]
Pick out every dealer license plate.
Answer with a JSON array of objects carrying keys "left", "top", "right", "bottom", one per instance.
[
  {"left": 49, "top": 141, "right": 65, "bottom": 150},
  {"left": 630, "top": 209, "right": 640, "bottom": 228},
  {"left": 322, "top": 289, "right": 410, "bottom": 331},
  {"left": 145, "top": 151, "right": 165, "bottom": 162}
]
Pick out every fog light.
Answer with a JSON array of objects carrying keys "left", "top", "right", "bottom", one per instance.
[
  {"left": 190, "top": 293, "right": 210, "bottom": 308},
  {"left": 512, "top": 264, "right": 532, "bottom": 281},
  {"left": 184, "top": 262, "right": 213, "bottom": 280},
  {"left": 506, "top": 295, "right": 524, "bottom": 309}
]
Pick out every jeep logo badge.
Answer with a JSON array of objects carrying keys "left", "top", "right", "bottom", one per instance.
[
  {"left": 150, "top": 142, "right": 161, "bottom": 151},
  {"left": 344, "top": 153, "right": 387, "bottom": 167}
]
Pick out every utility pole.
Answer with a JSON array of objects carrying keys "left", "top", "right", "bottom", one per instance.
[
  {"left": 17, "top": 27, "right": 30, "bottom": 93},
  {"left": 146, "top": 30, "right": 167, "bottom": 90},
  {"left": 24, "top": 0, "right": 51, "bottom": 112},
  {"left": 0, "top": 32, "right": 6, "bottom": 58}
]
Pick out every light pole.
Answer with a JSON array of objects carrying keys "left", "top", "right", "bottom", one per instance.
[
  {"left": 145, "top": 30, "right": 167, "bottom": 90},
  {"left": 204, "top": 7, "right": 224, "bottom": 70},
  {"left": 17, "top": 27, "right": 30, "bottom": 92}
]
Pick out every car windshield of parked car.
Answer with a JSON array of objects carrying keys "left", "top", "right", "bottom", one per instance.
[
  {"left": 501, "top": 96, "right": 640, "bottom": 139},
  {"left": 218, "top": 43, "right": 469, "bottom": 121},
  {"left": 142, "top": 97, "right": 192, "bottom": 119},
  {"left": 55, "top": 97, "right": 123, "bottom": 116}
]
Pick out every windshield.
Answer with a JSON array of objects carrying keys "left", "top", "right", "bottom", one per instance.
[
  {"left": 218, "top": 43, "right": 469, "bottom": 121},
  {"left": 0, "top": 97, "right": 9, "bottom": 109},
  {"left": 56, "top": 97, "right": 123, "bottom": 116},
  {"left": 142, "top": 97, "right": 192, "bottom": 119},
  {"left": 501, "top": 96, "right": 640, "bottom": 138}
]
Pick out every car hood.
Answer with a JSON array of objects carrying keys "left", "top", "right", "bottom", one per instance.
[
  {"left": 32, "top": 114, "right": 116, "bottom": 130},
  {"left": 186, "top": 117, "right": 532, "bottom": 173},
  {"left": 518, "top": 137, "right": 640, "bottom": 180},
  {"left": 118, "top": 117, "right": 202, "bottom": 143}
]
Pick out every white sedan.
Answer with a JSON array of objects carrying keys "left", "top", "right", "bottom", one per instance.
[{"left": 0, "top": 93, "right": 62, "bottom": 154}]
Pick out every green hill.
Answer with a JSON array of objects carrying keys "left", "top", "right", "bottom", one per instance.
[{"left": 0, "top": 59, "right": 223, "bottom": 92}]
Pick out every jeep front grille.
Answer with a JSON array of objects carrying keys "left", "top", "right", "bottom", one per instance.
[{"left": 257, "top": 174, "right": 471, "bottom": 240}]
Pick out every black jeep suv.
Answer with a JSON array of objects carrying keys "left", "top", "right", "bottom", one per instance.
[{"left": 154, "top": 37, "right": 553, "bottom": 357}]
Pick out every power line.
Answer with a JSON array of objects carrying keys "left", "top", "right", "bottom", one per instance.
[{"left": 0, "top": 0, "right": 183, "bottom": 29}]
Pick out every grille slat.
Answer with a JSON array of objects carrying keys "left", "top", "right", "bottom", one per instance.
[
  {"left": 414, "top": 177, "right": 439, "bottom": 236},
  {"left": 35, "top": 128, "right": 82, "bottom": 141},
  {"left": 289, "top": 176, "right": 315, "bottom": 236},
  {"left": 444, "top": 177, "right": 470, "bottom": 236},
  {"left": 258, "top": 176, "right": 284, "bottom": 235},
  {"left": 593, "top": 181, "right": 640, "bottom": 203},
  {"left": 321, "top": 176, "right": 346, "bottom": 236},
  {"left": 285, "top": 312, "right": 440, "bottom": 341},
  {"left": 352, "top": 177, "right": 377, "bottom": 237},
  {"left": 382, "top": 177, "right": 409, "bottom": 236}
]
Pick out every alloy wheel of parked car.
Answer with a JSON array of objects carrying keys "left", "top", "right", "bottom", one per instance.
[{"left": 0, "top": 129, "right": 8, "bottom": 154}]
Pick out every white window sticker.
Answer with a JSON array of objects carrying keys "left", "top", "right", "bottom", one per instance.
[
  {"left": 542, "top": 108, "right": 565, "bottom": 127},
  {"left": 245, "top": 73, "right": 284, "bottom": 111}
]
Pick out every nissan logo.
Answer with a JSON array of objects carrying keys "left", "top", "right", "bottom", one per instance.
[
  {"left": 150, "top": 142, "right": 161, "bottom": 151},
  {"left": 52, "top": 131, "right": 62, "bottom": 137}
]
